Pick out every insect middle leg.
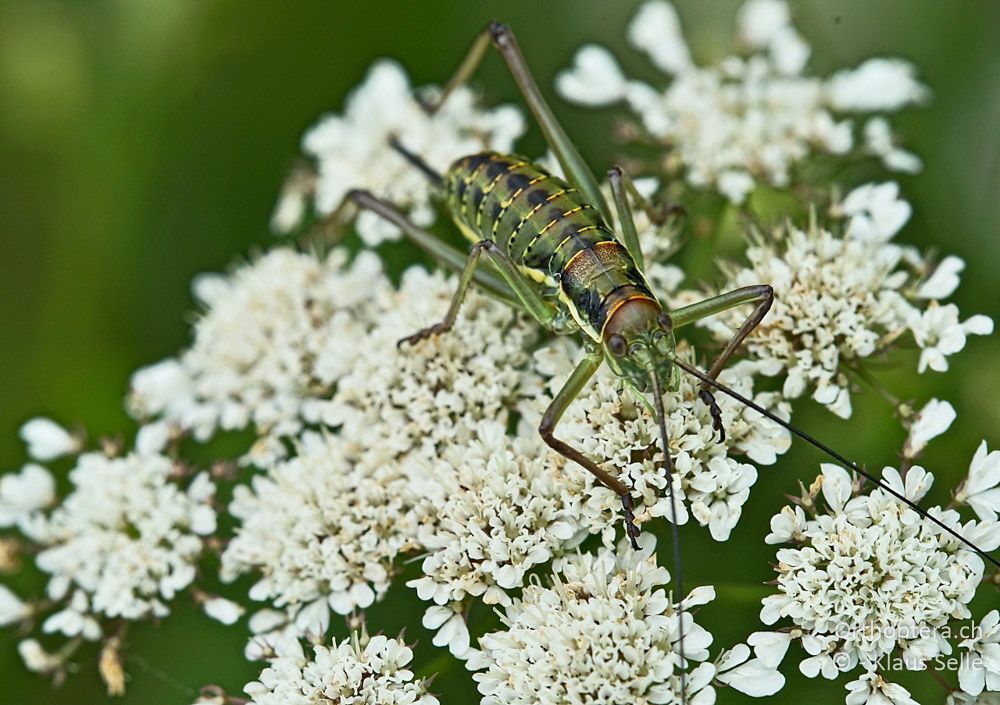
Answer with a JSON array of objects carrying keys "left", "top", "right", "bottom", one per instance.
[
  {"left": 671, "top": 286, "right": 775, "bottom": 441},
  {"left": 396, "top": 238, "right": 559, "bottom": 347},
  {"left": 345, "top": 189, "right": 520, "bottom": 308},
  {"left": 345, "top": 190, "right": 562, "bottom": 339},
  {"left": 423, "top": 21, "right": 610, "bottom": 223}
]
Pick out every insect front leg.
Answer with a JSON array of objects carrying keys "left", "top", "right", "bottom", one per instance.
[
  {"left": 670, "top": 285, "right": 774, "bottom": 441},
  {"left": 423, "top": 21, "right": 610, "bottom": 223},
  {"left": 538, "top": 349, "right": 642, "bottom": 549}
]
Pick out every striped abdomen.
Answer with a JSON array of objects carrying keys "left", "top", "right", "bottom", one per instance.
[{"left": 442, "top": 151, "right": 658, "bottom": 340}]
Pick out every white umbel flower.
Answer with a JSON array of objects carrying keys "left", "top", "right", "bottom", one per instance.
[
  {"left": 325, "top": 264, "right": 538, "bottom": 469},
  {"left": 19, "top": 417, "right": 81, "bottom": 461},
  {"left": 761, "top": 463, "right": 997, "bottom": 701},
  {"left": 128, "top": 249, "right": 389, "bottom": 465},
  {"left": 407, "top": 429, "right": 587, "bottom": 657},
  {"left": 222, "top": 431, "right": 418, "bottom": 631},
  {"left": 557, "top": 0, "right": 927, "bottom": 203},
  {"left": 909, "top": 302, "right": 994, "bottom": 374},
  {"left": 469, "top": 536, "right": 717, "bottom": 705},
  {"left": 706, "top": 218, "right": 918, "bottom": 418},
  {"left": 529, "top": 343, "right": 790, "bottom": 543},
  {"left": 34, "top": 453, "right": 216, "bottom": 623},
  {"left": 292, "top": 59, "right": 523, "bottom": 246},
  {"left": 243, "top": 633, "right": 438, "bottom": 705}
]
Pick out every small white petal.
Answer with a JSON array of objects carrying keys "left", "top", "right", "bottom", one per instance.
[
  {"left": 748, "top": 631, "right": 792, "bottom": 668},
  {"left": 0, "top": 464, "right": 55, "bottom": 526},
  {"left": 0, "top": 584, "right": 31, "bottom": 626},
  {"left": 628, "top": 0, "right": 691, "bottom": 74},
  {"left": 905, "top": 399, "right": 956, "bottom": 458},
  {"left": 827, "top": 58, "right": 929, "bottom": 111},
  {"left": 917, "top": 256, "right": 965, "bottom": 299},
  {"left": 738, "top": 0, "right": 791, "bottom": 48},
  {"left": 203, "top": 597, "right": 244, "bottom": 625},
  {"left": 19, "top": 418, "right": 81, "bottom": 461},
  {"left": 717, "top": 656, "right": 786, "bottom": 696},
  {"left": 556, "top": 45, "right": 628, "bottom": 106}
]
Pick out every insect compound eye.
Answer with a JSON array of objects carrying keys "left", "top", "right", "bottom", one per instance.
[
  {"left": 657, "top": 312, "right": 673, "bottom": 332},
  {"left": 608, "top": 334, "right": 627, "bottom": 357}
]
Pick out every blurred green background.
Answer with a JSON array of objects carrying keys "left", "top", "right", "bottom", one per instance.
[{"left": 1, "top": 1, "right": 998, "bottom": 703}]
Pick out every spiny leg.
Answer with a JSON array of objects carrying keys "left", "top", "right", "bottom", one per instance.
[
  {"left": 670, "top": 285, "right": 774, "bottom": 441},
  {"left": 537, "top": 349, "right": 641, "bottom": 549},
  {"left": 397, "top": 239, "right": 559, "bottom": 347},
  {"left": 345, "top": 189, "right": 519, "bottom": 309},
  {"left": 423, "top": 21, "right": 610, "bottom": 223}
]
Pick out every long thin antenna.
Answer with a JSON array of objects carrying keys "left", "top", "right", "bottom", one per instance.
[
  {"left": 650, "top": 369, "right": 687, "bottom": 705},
  {"left": 388, "top": 136, "right": 443, "bottom": 186},
  {"left": 673, "top": 358, "right": 1000, "bottom": 570}
]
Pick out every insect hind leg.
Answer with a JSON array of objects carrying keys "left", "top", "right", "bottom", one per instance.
[{"left": 423, "top": 21, "right": 610, "bottom": 223}]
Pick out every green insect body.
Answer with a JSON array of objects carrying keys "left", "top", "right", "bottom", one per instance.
[{"left": 443, "top": 151, "right": 676, "bottom": 394}]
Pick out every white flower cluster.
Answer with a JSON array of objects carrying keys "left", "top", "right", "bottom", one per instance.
[
  {"left": 239, "top": 633, "right": 438, "bottom": 705},
  {"left": 701, "top": 183, "right": 992, "bottom": 417},
  {"left": 221, "top": 432, "right": 417, "bottom": 635},
  {"left": 272, "top": 59, "right": 524, "bottom": 245},
  {"left": 407, "top": 430, "right": 588, "bottom": 657},
  {"left": 128, "top": 249, "right": 389, "bottom": 465},
  {"left": 470, "top": 535, "right": 783, "bottom": 704},
  {"left": 557, "top": 0, "right": 927, "bottom": 203},
  {"left": 320, "top": 266, "right": 556, "bottom": 654},
  {"left": 760, "top": 459, "right": 1000, "bottom": 703},
  {"left": 34, "top": 452, "right": 215, "bottom": 625},
  {"left": 0, "top": 439, "right": 216, "bottom": 679}
]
